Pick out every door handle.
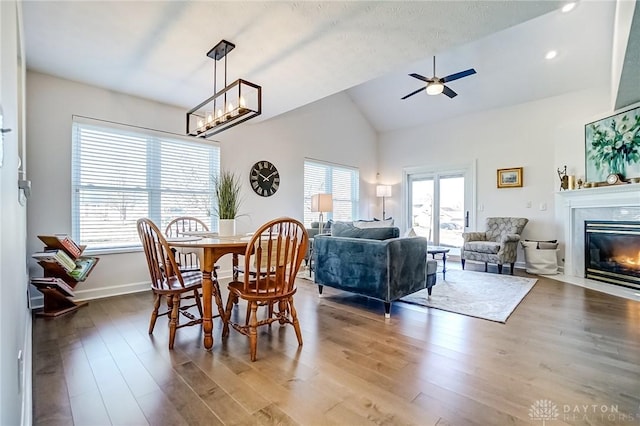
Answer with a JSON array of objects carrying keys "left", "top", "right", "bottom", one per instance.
[{"left": 465, "top": 211, "right": 469, "bottom": 228}]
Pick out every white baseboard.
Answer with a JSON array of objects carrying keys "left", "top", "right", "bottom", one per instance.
[
  {"left": 30, "top": 267, "right": 236, "bottom": 308},
  {"left": 73, "top": 281, "right": 150, "bottom": 301},
  {"left": 21, "top": 313, "right": 32, "bottom": 426}
]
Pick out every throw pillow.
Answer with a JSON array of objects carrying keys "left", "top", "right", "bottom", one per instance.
[
  {"left": 354, "top": 218, "right": 394, "bottom": 228},
  {"left": 404, "top": 227, "right": 417, "bottom": 237}
]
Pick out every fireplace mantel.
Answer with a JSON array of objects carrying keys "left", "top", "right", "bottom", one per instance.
[{"left": 556, "top": 184, "right": 640, "bottom": 300}]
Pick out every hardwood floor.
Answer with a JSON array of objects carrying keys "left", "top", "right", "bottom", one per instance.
[{"left": 33, "top": 263, "right": 640, "bottom": 425}]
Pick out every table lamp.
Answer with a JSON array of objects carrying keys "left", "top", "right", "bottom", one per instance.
[
  {"left": 376, "top": 185, "right": 392, "bottom": 220},
  {"left": 311, "top": 193, "right": 333, "bottom": 234}
]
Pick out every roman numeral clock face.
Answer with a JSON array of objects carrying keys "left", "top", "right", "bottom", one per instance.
[{"left": 249, "top": 161, "right": 280, "bottom": 197}]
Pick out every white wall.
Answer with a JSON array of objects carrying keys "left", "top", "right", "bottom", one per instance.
[
  {"left": 216, "top": 91, "right": 379, "bottom": 233},
  {"left": 26, "top": 72, "right": 378, "bottom": 298},
  {"left": 1, "top": 1, "right": 31, "bottom": 424},
  {"left": 377, "top": 86, "right": 612, "bottom": 266},
  {"left": 26, "top": 71, "right": 196, "bottom": 298}
]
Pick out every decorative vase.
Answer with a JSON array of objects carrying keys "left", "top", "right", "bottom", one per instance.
[
  {"left": 608, "top": 156, "right": 626, "bottom": 178},
  {"left": 218, "top": 219, "right": 236, "bottom": 237}
]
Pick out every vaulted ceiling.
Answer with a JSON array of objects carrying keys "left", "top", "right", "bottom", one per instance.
[{"left": 21, "top": 1, "right": 639, "bottom": 133}]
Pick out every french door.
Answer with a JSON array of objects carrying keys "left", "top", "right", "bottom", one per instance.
[{"left": 405, "top": 164, "right": 475, "bottom": 255}]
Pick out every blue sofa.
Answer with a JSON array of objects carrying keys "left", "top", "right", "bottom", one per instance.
[{"left": 313, "top": 222, "right": 437, "bottom": 317}]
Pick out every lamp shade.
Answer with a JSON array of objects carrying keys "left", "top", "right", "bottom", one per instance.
[
  {"left": 376, "top": 185, "right": 392, "bottom": 198},
  {"left": 311, "top": 193, "right": 333, "bottom": 212}
]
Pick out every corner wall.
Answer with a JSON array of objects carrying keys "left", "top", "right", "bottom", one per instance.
[
  {"left": 377, "top": 86, "right": 612, "bottom": 266},
  {"left": 26, "top": 72, "right": 378, "bottom": 298}
]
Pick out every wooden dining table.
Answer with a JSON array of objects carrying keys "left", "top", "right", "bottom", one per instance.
[{"left": 167, "top": 234, "right": 249, "bottom": 350}]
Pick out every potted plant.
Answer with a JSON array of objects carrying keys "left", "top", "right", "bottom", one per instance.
[{"left": 212, "top": 170, "right": 243, "bottom": 236}]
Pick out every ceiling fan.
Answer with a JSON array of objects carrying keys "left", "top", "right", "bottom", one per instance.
[{"left": 401, "top": 56, "right": 476, "bottom": 100}]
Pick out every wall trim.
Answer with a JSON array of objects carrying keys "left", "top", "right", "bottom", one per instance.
[
  {"left": 20, "top": 313, "right": 32, "bottom": 426},
  {"left": 30, "top": 268, "right": 235, "bottom": 307}
]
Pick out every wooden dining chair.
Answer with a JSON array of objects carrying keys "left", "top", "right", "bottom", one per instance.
[
  {"left": 137, "top": 218, "right": 204, "bottom": 349},
  {"left": 222, "top": 217, "right": 308, "bottom": 361},
  {"left": 165, "top": 216, "right": 210, "bottom": 272}
]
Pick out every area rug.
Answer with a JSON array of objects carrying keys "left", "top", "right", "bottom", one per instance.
[{"left": 400, "top": 269, "right": 537, "bottom": 323}]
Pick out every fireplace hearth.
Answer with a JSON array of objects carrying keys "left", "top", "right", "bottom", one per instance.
[{"left": 585, "top": 221, "right": 640, "bottom": 290}]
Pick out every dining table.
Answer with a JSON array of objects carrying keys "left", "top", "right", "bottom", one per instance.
[{"left": 167, "top": 234, "right": 249, "bottom": 350}]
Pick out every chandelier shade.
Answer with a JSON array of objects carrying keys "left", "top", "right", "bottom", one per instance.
[{"left": 186, "top": 40, "right": 262, "bottom": 138}]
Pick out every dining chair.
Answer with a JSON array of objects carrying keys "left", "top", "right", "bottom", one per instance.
[
  {"left": 165, "top": 216, "right": 210, "bottom": 272},
  {"left": 137, "top": 218, "right": 204, "bottom": 349},
  {"left": 222, "top": 217, "right": 308, "bottom": 361}
]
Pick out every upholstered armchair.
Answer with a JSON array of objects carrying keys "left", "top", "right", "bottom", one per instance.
[{"left": 461, "top": 217, "right": 529, "bottom": 274}]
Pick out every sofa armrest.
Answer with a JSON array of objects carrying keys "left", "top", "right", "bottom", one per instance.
[
  {"left": 463, "top": 232, "right": 487, "bottom": 243},
  {"left": 501, "top": 233, "right": 521, "bottom": 244},
  {"left": 386, "top": 237, "right": 428, "bottom": 300}
]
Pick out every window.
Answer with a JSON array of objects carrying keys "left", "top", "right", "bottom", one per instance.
[
  {"left": 72, "top": 118, "right": 219, "bottom": 251},
  {"left": 303, "top": 159, "right": 359, "bottom": 226}
]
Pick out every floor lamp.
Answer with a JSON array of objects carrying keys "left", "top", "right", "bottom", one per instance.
[
  {"left": 376, "top": 185, "right": 392, "bottom": 220},
  {"left": 311, "top": 193, "right": 333, "bottom": 234}
]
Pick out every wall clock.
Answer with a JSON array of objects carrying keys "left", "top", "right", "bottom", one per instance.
[{"left": 249, "top": 160, "right": 280, "bottom": 197}]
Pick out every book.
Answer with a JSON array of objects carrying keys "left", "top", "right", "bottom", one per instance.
[
  {"left": 30, "top": 277, "right": 75, "bottom": 297},
  {"left": 37, "top": 234, "right": 82, "bottom": 258},
  {"left": 69, "top": 257, "right": 98, "bottom": 282},
  {"left": 32, "top": 250, "right": 75, "bottom": 273}
]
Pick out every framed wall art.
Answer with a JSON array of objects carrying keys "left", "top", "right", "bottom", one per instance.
[
  {"left": 585, "top": 105, "right": 640, "bottom": 183},
  {"left": 497, "top": 167, "right": 523, "bottom": 188}
]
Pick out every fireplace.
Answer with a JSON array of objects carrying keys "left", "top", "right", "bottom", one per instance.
[{"left": 585, "top": 221, "right": 640, "bottom": 290}]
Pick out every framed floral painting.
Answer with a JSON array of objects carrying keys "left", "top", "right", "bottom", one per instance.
[{"left": 585, "top": 105, "right": 640, "bottom": 182}]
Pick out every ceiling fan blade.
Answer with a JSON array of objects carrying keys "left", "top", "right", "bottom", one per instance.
[
  {"left": 442, "top": 68, "right": 476, "bottom": 83},
  {"left": 401, "top": 87, "right": 427, "bottom": 100},
  {"left": 442, "top": 85, "right": 458, "bottom": 98},
  {"left": 409, "top": 73, "right": 433, "bottom": 83}
]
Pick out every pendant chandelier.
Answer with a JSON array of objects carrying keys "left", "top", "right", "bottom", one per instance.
[{"left": 186, "top": 40, "right": 262, "bottom": 138}]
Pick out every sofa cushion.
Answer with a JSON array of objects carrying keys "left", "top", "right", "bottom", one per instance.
[
  {"left": 331, "top": 222, "right": 399, "bottom": 240},
  {"left": 464, "top": 241, "right": 500, "bottom": 254}
]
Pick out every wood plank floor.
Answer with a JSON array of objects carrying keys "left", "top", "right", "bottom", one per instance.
[{"left": 33, "top": 263, "right": 640, "bottom": 426}]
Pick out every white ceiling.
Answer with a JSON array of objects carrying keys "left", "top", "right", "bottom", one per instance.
[{"left": 21, "top": 1, "right": 636, "bottom": 134}]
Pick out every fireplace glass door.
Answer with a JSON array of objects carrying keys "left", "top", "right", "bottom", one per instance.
[{"left": 585, "top": 221, "right": 640, "bottom": 290}]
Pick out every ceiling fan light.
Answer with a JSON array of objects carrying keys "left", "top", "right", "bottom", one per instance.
[{"left": 426, "top": 82, "right": 444, "bottom": 96}]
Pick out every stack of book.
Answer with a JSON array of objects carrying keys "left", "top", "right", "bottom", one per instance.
[
  {"left": 69, "top": 257, "right": 98, "bottom": 282},
  {"left": 30, "top": 277, "right": 75, "bottom": 297},
  {"left": 38, "top": 234, "right": 82, "bottom": 258},
  {"left": 32, "top": 249, "right": 77, "bottom": 273}
]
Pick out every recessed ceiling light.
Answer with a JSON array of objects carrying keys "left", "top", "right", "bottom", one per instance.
[
  {"left": 562, "top": 2, "right": 576, "bottom": 13},
  {"left": 545, "top": 50, "right": 558, "bottom": 60}
]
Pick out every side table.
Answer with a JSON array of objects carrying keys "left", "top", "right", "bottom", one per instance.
[{"left": 427, "top": 246, "right": 450, "bottom": 280}]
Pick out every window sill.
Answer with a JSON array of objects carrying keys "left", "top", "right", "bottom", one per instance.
[{"left": 82, "top": 246, "right": 143, "bottom": 256}]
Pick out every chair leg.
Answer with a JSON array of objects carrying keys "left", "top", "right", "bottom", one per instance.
[
  {"left": 193, "top": 289, "right": 203, "bottom": 317},
  {"left": 484, "top": 262, "right": 488, "bottom": 272},
  {"left": 249, "top": 301, "right": 259, "bottom": 362},
  {"left": 149, "top": 293, "right": 161, "bottom": 334},
  {"left": 168, "top": 294, "right": 180, "bottom": 349},
  {"left": 289, "top": 297, "right": 303, "bottom": 346},
  {"left": 278, "top": 300, "right": 288, "bottom": 324},
  {"left": 222, "top": 293, "right": 236, "bottom": 338},
  {"left": 461, "top": 259, "right": 466, "bottom": 270},
  {"left": 497, "top": 264, "right": 503, "bottom": 274},
  {"left": 510, "top": 263, "right": 515, "bottom": 275}
]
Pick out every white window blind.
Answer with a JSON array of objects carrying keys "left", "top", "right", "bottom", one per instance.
[
  {"left": 72, "top": 119, "right": 220, "bottom": 251},
  {"left": 303, "top": 159, "right": 359, "bottom": 226}
]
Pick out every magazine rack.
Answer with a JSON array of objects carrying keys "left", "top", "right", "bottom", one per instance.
[{"left": 32, "top": 235, "right": 99, "bottom": 317}]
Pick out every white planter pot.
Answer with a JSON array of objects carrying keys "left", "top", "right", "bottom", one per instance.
[{"left": 218, "top": 219, "right": 236, "bottom": 237}]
